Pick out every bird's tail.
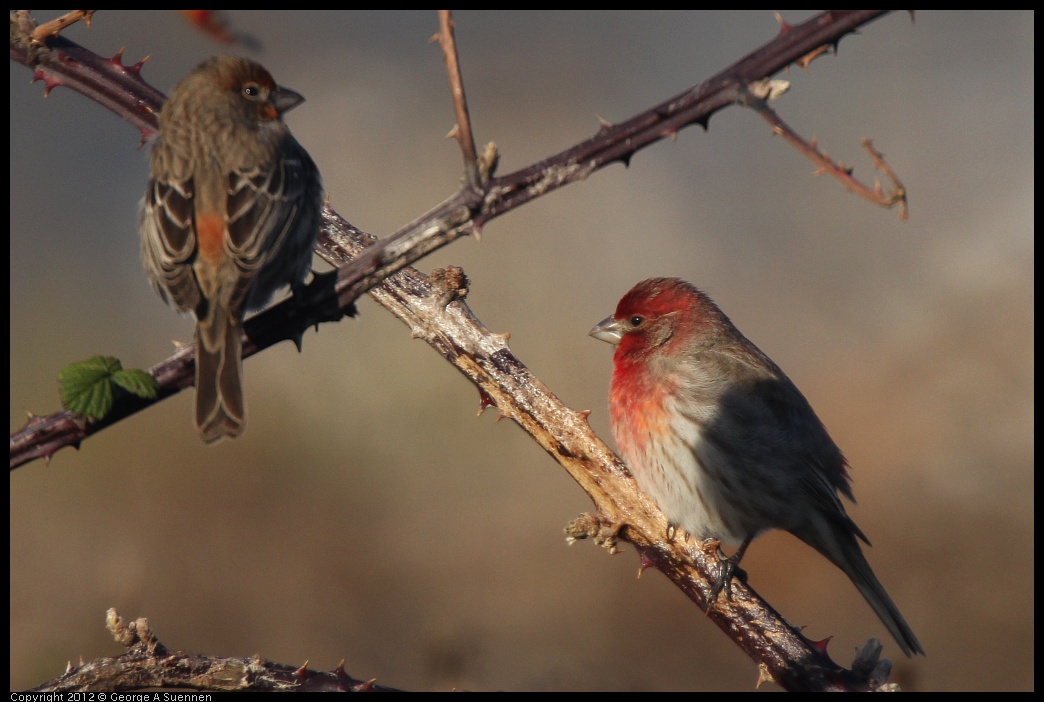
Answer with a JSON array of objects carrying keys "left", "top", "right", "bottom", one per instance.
[
  {"left": 799, "top": 519, "right": 925, "bottom": 657},
  {"left": 195, "top": 306, "right": 246, "bottom": 444}
]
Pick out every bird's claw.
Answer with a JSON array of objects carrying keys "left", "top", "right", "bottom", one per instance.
[{"left": 709, "top": 546, "right": 748, "bottom": 601}]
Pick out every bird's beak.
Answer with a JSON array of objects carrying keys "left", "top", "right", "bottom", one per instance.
[
  {"left": 589, "top": 316, "right": 625, "bottom": 346},
  {"left": 272, "top": 86, "right": 305, "bottom": 115}
]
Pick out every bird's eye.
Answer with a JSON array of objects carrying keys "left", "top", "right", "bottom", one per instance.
[
  {"left": 629, "top": 315, "right": 645, "bottom": 327},
  {"left": 242, "top": 84, "right": 262, "bottom": 99}
]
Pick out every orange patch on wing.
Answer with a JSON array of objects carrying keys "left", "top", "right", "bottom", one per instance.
[{"left": 196, "top": 212, "right": 226, "bottom": 263}]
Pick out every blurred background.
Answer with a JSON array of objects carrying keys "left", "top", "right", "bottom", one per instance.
[{"left": 10, "top": 11, "right": 1032, "bottom": 691}]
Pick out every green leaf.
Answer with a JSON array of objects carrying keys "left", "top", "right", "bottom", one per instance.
[
  {"left": 112, "top": 368, "right": 159, "bottom": 399},
  {"left": 58, "top": 356, "right": 158, "bottom": 420},
  {"left": 58, "top": 355, "right": 121, "bottom": 420}
]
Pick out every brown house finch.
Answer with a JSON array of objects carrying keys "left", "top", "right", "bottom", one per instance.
[
  {"left": 140, "top": 56, "right": 323, "bottom": 443},
  {"left": 590, "top": 278, "right": 924, "bottom": 657}
]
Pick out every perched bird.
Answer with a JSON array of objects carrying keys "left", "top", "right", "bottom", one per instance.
[
  {"left": 140, "top": 56, "right": 323, "bottom": 443},
  {"left": 590, "top": 277, "right": 924, "bottom": 656}
]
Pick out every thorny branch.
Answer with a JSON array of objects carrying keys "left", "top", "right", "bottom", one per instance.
[
  {"left": 435, "top": 9, "right": 481, "bottom": 188},
  {"left": 9, "top": 9, "right": 902, "bottom": 468},
  {"left": 314, "top": 210, "right": 898, "bottom": 692},
  {"left": 750, "top": 99, "right": 909, "bottom": 220},
  {"left": 30, "top": 609, "right": 402, "bottom": 692},
  {"left": 11, "top": 10, "right": 911, "bottom": 691},
  {"left": 28, "top": 8, "right": 95, "bottom": 44}
]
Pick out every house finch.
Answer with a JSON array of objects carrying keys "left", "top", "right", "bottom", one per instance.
[
  {"left": 140, "top": 56, "right": 323, "bottom": 443},
  {"left": 590, "top": 277, "right": 924, "bottom": 657}
]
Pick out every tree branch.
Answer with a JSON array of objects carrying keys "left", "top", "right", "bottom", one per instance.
[
  {"left": 748, "top": 96, "right": 909, "bottom": 220},
  {"left": 312, "top": 213, "right": 897, "bottom": 691},
  {"left": 9, "top": 9, "right": 899, "bottom": 468},
  {"left": 435, "top": 9, "right": 481, "bottom": 188},
  {"left": 11, "top": 10, "right": 913, "bottom": 689},
  {"left": 30, "top": 609, "right": 402, "bottom": 692}
]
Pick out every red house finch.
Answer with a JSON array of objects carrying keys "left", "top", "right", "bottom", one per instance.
[
  {"left": 590, "top": 278, "right": 924, "bottom": 657},
  {"left": 140, "top": 56, "right": 323, "bottom": 443}
]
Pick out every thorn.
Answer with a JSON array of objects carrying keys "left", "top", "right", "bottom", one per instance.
[
  {"left": 619, "top": 153, "right": 632, "bottom": 168},
  {"left": 578, "top": 409, "right": 592, "bottom": 422},
  {"left": 290, "top": 330, "right": 304, "bottom": 353},
  {"left": 796, "top": 44, "right": 829, "bottom": 71},
  {"left": 429, "top": 31, "right": 440, "bottom": 44},
  {"left": 410, "top": 326, "right": 425, "bottom": 339},
  {"left": 472, "top": 223, "right": 483, "bottom": 242},
  {"left": 637, "top": 550, "right": 656, "bottom": 578},
  {"left": 334, "top": 660, "right": 346, "bottom": 677},
  {"left": 32, "top": 69, "right": 63, "bottom": 97},
  {"left": 596, "top": 114, "right": 612, "bottom": 130},
  {"left": 495, "top": 410, "right": 508, "bottom": 423},
  {"left": 130, "top": 55, "right": 151, "bottom": 76},
  {"left": 492, "top": 331, "right": 511, "bottom": 345},
  {"left": 810, "top": 635, "right": 832, "bottom": 655},
  {"left": 477, "top": 389, "right": 496, "bottom": 415},
  {"left": 353, "top": 678, "right": 378, "bottom": 692},
  {"left": 774, "top": 12, "right": 792, "bottom": 33},
  {"left": 755, "top": 662, "right": 774, "bottom": 689},
  {"left": 445, "top": 124, "right": 460, "bottom": 140},
  {"left": 293, "top": 660, "right": 311, "bottom": 679},
  {"left": 65, "top": 661, "right": 73, "bottom": 674}
]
